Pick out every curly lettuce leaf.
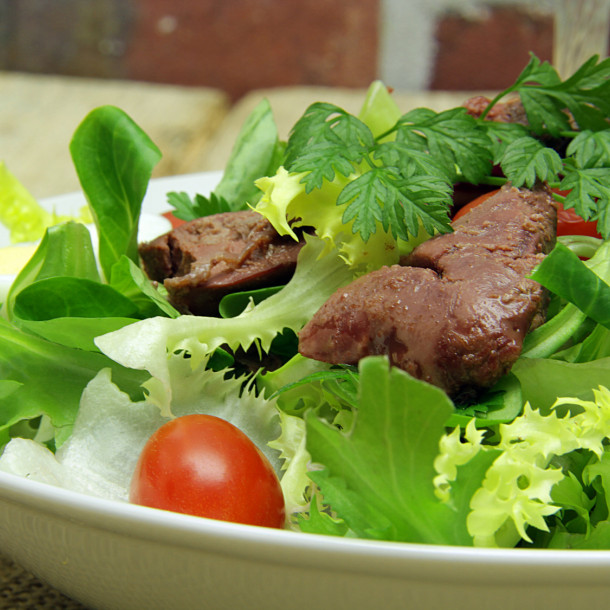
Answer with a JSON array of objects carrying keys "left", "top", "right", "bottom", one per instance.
[
  {"left": 95, "top": 237, "right": 354, "bottom": 416},
  {"left": 0, "top": 355, "right": 298, "bottom": 504},
  {"left": 438, "top": 385, "right": 610, "bottom": 547},
  {"left": 254, "top": 167, "right": 419, "bottom": 271},
  {"left": 303, "top": 356, "right": 491, "bottom": 545}
]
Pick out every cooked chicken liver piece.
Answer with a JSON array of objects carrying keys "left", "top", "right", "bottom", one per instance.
[
  {"left": 138, "top": 210, "right": 304, "bottom": 316},
  {"left": 463, "top": 94, "right": 529, "bottom": 125},
  {"left": 298, "top": 184, "right": 557, "bottom": 396}
]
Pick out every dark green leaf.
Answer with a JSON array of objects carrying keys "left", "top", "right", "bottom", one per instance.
[
  {"left": 373, "top": 142, "right": 453, "bottom": 182},
  {"left": 484, "top": 55, "right": 610, "bottom": 136},
  {"left": 284, "top": 102, "right": 374, "bottom": 191},
  {"left": 336, "top": 168, "right": 452, "bottom": 243},
  {"left": 285, "top": 102, "right": 374, "bottom": 166},
  {"left": 214, "top": 98, "right": 282, "bottom": 208},
  {"left": 110, "top": 255, "right": 180, "bottom": 318},
  {"left": 529, "top": 242, "right": 610, "bottom": 329},
  {"left": 70, "top": 105, "right": 162, "bottom": 281},
  {"left": 16, "top": 317, "right": 136, "bottom": 351},
  {"left": 567, "top": 130, "right": 610, "bottom": 168},
  {"left": 395, "top": 107, "right": 492, "bottom": 183},
  {"left": 218, "top": 285, "right": 283, "bottom": 318},
  {"left": 0, "top": 317, "right": 148, "bottom": 447},
  {"left": 4, "top": 221, "right": 99, "bottom": 321},
  {"left": 14, "top": 277, "right": 139, "bottom": 320},
  {"left": 478, "top": 121, "right": 531, "bottom": 164},
  {"left": 446, "top": 373, "right": 523, "bottom": 427},
  {"left": 291, "top": 140, "right": 366, "bottom": 192},
  {"left": 560, "top": 163, "right": 610, "bottom": 238},
  {"left": 500, "top": 136, "right": 563, "bottom": 187}
]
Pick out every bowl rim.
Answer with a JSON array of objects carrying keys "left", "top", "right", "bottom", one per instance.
[{"left": 2, "top": 468, "right": 610, "bottom": 586}]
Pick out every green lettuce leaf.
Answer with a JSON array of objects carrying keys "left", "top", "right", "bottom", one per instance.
[
  {"left": 529, "top": 241, "right": 610, "bottom": 329},
  {"left": 0, "top": 163, "right": 91, "bottom": 243},
  {"left": 95, "top": 237, "right": 354, "bottom": 416},
  {"left": 304, "top": 356, "right": 483, "bottom": 545},
  {"left": 0, "top": 317, "right": 148, "bottom": 448},
  {"left": 2, "top": 221, "right": 99, "bottom": 320},
  {"left": 69, "top": 105, "right": 162, "bottom": 281}
]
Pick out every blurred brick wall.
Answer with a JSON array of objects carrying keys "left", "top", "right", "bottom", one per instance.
[
  {"left": 430, "top": 5, "right": 553, "bottom": 90},
  {"left": 0, "top": 0, "right": 379, "bottom": 100},
  {"left": 1, "top": 0, "right": 590, "bottom": 97},
  {"left": 124, "top": 0, "right": 379, "bottom": 99}
]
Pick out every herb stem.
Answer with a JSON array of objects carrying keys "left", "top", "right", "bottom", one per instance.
[
  {"left": 374, "top": 125, "right": 398, "bottom": 143},
  {"left": 453, "top": 175, "right": 507, "bottom": 187}
]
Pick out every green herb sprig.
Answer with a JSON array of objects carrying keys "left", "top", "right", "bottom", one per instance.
[{"left": 282, "top": 54, "right": 610, "bottom": 243}]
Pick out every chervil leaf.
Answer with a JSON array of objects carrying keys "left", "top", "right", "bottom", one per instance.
[
  {"left": 284, "top": 102, "right": 374, "bottom": 191},
  {"left": 508, "top": 54, "right": 562, "bottom": 90},
  {"left": 394, "top": 107, "right": 492, "bottom": 183},
  {"left": 289, "top": 140, "right": 365, "bottom": 192},
  {"left": 500, "top": 136, "right": 563, "bottom": 187},
  {"left": 336, "top": 168, "right": 452, "bottom": 243},
  {"left": 488, "top": 54, "right": 610, "bottom": 136},
  {"left": 560, "top": 161, "right": 610, "bottom": 238},
  {"left": 567, "top": 130, "right": 610, "bottom": 168},
  {"left": 166, "top": 191, "right": 231, "bottom": 221},
  {"left": 477, "top": 121, "right": 530, "bottom": 164},
  {"left": 373, "top": 142, "right": 454, "bottom": 183},
  {"left": 519, "top": 89, "right": 573, "bottom": 135}
]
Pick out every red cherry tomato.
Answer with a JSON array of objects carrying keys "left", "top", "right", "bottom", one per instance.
[
  {"left": 129, "top": 414, "right": 286, "bottom": 528},
  {"left": 452, "top": 188, "right": 601, "bottom": 238},
  {"left": 162, "top": 211, "right": 186, "bottom": 228}
]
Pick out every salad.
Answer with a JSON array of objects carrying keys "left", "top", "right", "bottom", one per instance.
[{"left": 1, "top": 53, "right": 610, "bottom": 549}]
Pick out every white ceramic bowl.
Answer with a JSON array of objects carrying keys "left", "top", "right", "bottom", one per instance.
[
  {"left": 2, "top": 173, "right": 610, "bottom": 609},
  {"left": 2, "top": 469, "right": 610, "bottom": 610}
]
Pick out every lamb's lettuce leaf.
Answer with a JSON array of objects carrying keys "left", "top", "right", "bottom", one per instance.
[
  {"left": 523, "top": 239, "right": 610, "bottom": 359},
  {"left": 69, "top": 105, "right": 162, "bottom": 281},
  {"left": 214, "top": 98, "right": 284, "bottom": 208},
  {"left": 167, "top": 98, "right": 284, "bottom": 220},
  {"left": 2, "top": 221, "right": 99, "bottom": 320}
]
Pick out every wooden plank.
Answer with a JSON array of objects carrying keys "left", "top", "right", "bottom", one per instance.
[{"left": 0, "top": 72, "right": 229, "bottom": 198}]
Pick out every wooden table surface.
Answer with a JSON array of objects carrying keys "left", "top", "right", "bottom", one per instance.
[{"left": 0, "top": 72, "right": 481, "bottom": 608}]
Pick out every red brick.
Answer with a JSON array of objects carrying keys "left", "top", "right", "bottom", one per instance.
[
  {"left": 430, "top": 5, "right": 553, "bottom": 91},
  {"left": 123, "top": 0, "right": 380, "bottom": 100}
]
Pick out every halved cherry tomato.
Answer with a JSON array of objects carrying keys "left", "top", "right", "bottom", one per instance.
[
  {"left": 129, "top": 414, "right": 286, "bottom": 528},
  {"left": 452, "top": 188, "right": 601, "bottom": 238},
  {"left": 162, "top": 211, "right": 186, "bottom": 229}
]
